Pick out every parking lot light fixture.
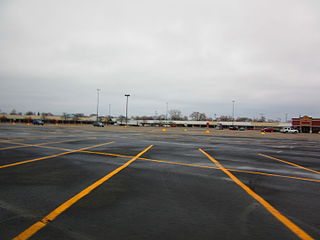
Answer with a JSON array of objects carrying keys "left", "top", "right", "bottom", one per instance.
[
  {"left": 96, "top": 89, "right": 101, "bottom": 122},
  {"left": 125, "top": 94, "right": 130, "bottom": 126},
  {"left": 232, "top": 100, "right": 235, "bottom": 126}
]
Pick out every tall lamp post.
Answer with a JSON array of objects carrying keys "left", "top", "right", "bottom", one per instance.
[
  {"left": 125, "top": 94, "right": 130, "bottom": 126},
  {"left": 96, "top": 89, "right": 101, "bottom": 122},
  {"left": 232, "top": 100, "right": 235, "bottom": 126},
  {"left": 166, "top": 102, "right": 168, "bottom": 121}
]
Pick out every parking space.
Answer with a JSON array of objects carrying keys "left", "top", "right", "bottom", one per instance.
[{"left": 0, "top": 124, "right": 319, "bottom": 240}]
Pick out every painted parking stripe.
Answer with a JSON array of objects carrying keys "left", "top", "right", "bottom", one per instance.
[
  {"left": 200, "top": 148, "right": 314, "bottom": 240},
  {"left": 78, "top": 150, "right": 320, "bottom": 183},
  {"left": 0, "top": 142, "right": 114, "bottom": 169},
  {"left": 8, "top": 143, "right": 320, "bottom": 184},
  {"left": 13, "top": 145, "right": 153, "bottom": 240},
  {"left": 0, "top": 137, "right": 94, "bottom": 151},
  {"left": 259, "top": 153, "right": 320, "bottom": 175}
]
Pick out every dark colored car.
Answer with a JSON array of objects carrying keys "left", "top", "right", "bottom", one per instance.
[
  {"left": 229, "top": 127, "right": 238, "bottom": 130},
  {"left": 93, "top": 122, "right": 104, "bottom": 127},
  {"left": 32, "top": 119, "right": 44, "bottom": 125},
  {"left": 261, "top": 128, "right": 274, "bottom": 132}
]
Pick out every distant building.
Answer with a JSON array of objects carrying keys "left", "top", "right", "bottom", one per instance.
[{"left": 292, "top": 116, "right": 320, "bottom": 133}]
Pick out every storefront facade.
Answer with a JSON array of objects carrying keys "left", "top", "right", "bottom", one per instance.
[{"left": 292, "top": 116, "right": 320, "bottom": 133}]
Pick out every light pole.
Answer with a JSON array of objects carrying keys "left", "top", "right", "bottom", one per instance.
[
  {"left": 125, "top": 94, "right": 130, "bottom": 126},
  {"left": 166, "top": 102, "right": 168, "bottom": 121},
  {"left": 96, "top": 89, "right": 101, "bottom": 122},
  {"left": 232, "top": 100, "right": 235, "bottom": 126}
]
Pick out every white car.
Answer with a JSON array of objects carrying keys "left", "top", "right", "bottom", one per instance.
[{"left": 280, "top": 127, "right": 299, "bottom": 133}]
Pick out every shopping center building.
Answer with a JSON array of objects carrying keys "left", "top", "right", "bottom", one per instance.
[{"left": 292, "top": 116, "right": 320, "bottom": 133}]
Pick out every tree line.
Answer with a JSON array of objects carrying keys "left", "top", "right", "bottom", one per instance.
[{"left": 2, "top": 109, "right": 279, "bottom": 122}]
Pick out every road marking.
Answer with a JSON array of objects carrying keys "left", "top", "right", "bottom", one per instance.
[
  {"left": 259, "top": 153, "right": 320, "bottom": 175},
  {"left": 0, "top": 136, "right": 60, "bottom": 143},
  {"left": 0, "top": 137, "right": 96, "bottom": 151},
  {"left": 137, "top": 158, "right": 320, "bottom": 183},
  {"left": 5, "top": 140, "right": 319, "bottom": 183},
  {"left": 80, "top": 151, "right": 320, "bottom": 183},
  {"left": 13, "top": 145, "right": 153, "bottom": 240},
  {"left": 0, "top": 142, "right": 114, "bottom": 169},
  {"left": 199, "top": 148, "right": 314, "bottom": 240},
  {"left": 6, "top": 142, "right": 319, "bottom": 183}
]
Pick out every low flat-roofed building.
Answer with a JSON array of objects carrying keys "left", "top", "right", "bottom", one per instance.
[{"left": 292, "top": 116, "right": 320, "bottom": 133}]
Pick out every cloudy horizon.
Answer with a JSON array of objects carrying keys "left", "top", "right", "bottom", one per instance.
[{"left": 1, "top": 0, "right": 319, "bottom": 121}]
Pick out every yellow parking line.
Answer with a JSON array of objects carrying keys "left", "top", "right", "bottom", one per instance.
[
  {"left": 0, "top": 142, "right": 74, "bottom": 152},
  {"left": 0, "top": 142, "right": 114, "bottom": 169},
  {"left": 199, "top": 148, "right": 314, "bottom": 240},
  {"left": 13, "top": 145, "right": 153, "bottom": 240},
  {"left": 0, "top": 136, "right": 60, "bottom": 143},
  {"left": 0, "top": 138, "right": 94, "bottom": 151},
  {"left": 80, "top": 151, "right": 320, "bottom": 183},
  {"left": 8, "top": 143, "right": 319, "bottom": 184},
  {"left": 137, "top": 158, "right": 320, "bottom": 183},
  {"left": 5, "top": 141, "right": 319, "bottom": 183},
  {"left": 0, "top": 139, "right": 19, "bottom": 143},
  {"left": 0, "top": 144, "right": 31, "bottom": 151},
  {"left": 259, "top": 154, "right": 320, "bottom": 175}
]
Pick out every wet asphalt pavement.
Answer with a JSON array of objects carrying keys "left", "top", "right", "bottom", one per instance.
[{"left": 0, "top": 124, "right": 319, "bottom": 240}]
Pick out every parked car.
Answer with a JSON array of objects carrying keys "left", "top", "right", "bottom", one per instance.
[
  {"left": 32, "top": 119, "right": 44, "bottom": 125},
  {"left": 261, "top": 128, "right": 274, "bottom": 132},
  {"left": 93, "top": 122, "right": 104, "bottom": 127},
  {"left": 229, "top": 127, "right": 238, "bottom": 130},
  {"left": 239, "top": 127, "right": 245, "bottom": 131},
  {"left": 280, "top": 127, "right": 299, "bottom": 133}
]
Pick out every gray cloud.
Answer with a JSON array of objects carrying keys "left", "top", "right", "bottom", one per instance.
[{"left": 1, "top": 0, "right": 319, "bottom": 120}]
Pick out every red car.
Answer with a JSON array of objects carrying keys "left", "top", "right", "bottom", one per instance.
[{"left": 261, "top": 128, "right": 274, "bottom": 132}]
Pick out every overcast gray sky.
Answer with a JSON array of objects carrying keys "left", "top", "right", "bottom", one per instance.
[{"left": 0, "top": 0, "right": 319, "bottom": 120}]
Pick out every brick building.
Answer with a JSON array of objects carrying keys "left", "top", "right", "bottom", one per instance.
[{"left": 292, "top": 116, "right": 320, "bottom": 133}]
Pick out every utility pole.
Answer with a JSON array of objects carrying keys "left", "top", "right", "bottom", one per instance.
[
  {"left": 109, "top": 104, "right": 111, "bottom": 116},
  {"left": 125, "top": 94, "right": 130, "bottom": 126},
  {"left": 232, "top": 100, "right": 235, "bottom": 126},
  {"left": 166, "top": 102, "right": 168, "bottom": 121},
  {"left": 96, "top": 89, "right": 101, "bottom": 122}
]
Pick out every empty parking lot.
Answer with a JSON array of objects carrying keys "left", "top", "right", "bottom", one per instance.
[{"left": 0, "top": 124, "right": 319, "bottom": 240}]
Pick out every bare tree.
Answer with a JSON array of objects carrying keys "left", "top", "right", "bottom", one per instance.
[
  {"left": 74, "top": 113, "right": 85, "bottom": 117},
  {"left": 10, "top": 109, "right": 17, "bottom": 115},
  {"left": 41, "top": 112, "right": 53, "bottom": 116},
  {"left": 73, "top": 113, "right": 85, "bottom": 121},
  {"left": 190, "top": 112, "right": 207, "bottom": 121},
  {"left": 236, "top": 117, "right": 253, "bottom": 122},
  {"left": 117, "top": 115, "right": 126, "bottom": 124},
  {"left": 134, "top": 116, "right": 153, "bottom": 120},
  {"left": 218, "top": 115, "right": 233, "bottom": 121},
  {"left": 26, "top": 111, "right": 34, "bottom": 115},
  {"left": 254, "top": 116, "right": 266, "bottom": 122},
  {"left": 62, "top": 112, "right": 68, "bottom": 121},
  {"left": 169, "top": 109, "right": 183, "bottom": 120},
  {"left": 151, "top": 114, "right": 165, "bottom": 120}
]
